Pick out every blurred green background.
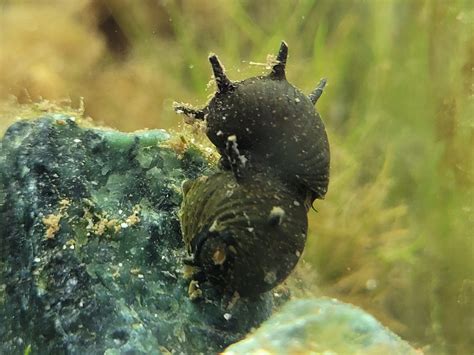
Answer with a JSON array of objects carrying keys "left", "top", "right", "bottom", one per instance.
[{"left": 0, "top": 0, "right": 472, "bottom": 353}]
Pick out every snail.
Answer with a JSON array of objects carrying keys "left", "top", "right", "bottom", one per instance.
[
  {"left": 175, "top": 41, "right": 330, "bottom": 297},
  {"left": 174, "top": 41, "right": 330, "bottom": 202},
  {"left": 179, "top": 170, "right": 308, "bottom": 297}
]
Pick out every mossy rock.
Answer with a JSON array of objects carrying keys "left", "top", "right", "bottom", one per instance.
[{"left": 0, "top": 116, "right": 274, "bottom": 354}]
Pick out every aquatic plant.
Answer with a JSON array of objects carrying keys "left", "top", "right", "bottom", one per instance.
[{"left": 0, "top": 1, "right": 471, "bottom": 352}]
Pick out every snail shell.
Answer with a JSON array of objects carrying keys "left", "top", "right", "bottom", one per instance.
[
  {"left": 176, "top": 41, "right": 329, "bottom": 297},
  {"left": 180, "top": 170, "right": 308, "bottom": 297},
  {"left": 174, "top": 41, "right": 330, "bottom": 202}
]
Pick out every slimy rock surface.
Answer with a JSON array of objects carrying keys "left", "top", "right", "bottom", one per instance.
[
  {"left": 224, "top": 298, "right": 419, "bottom": 354},
  {"left": 0, "top": 116, "right": 273, "bottom": 354}
]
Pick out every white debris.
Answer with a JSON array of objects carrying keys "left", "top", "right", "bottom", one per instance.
[
  {"left": 366, "top": 279, "right": 378, "bottom": 291},
  {"left": 264, "top": 271, "right": 277, "bottom": 284},
  {"left": 209, "top": 219, "right": 224, "bottom": 232},
  {"left": 269, "top": 206, "right": 285, "bottom": 225},
  {"left": 239, "top": 155, "right": 248, "bottom": 166}
]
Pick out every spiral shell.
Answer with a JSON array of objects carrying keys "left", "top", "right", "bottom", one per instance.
[{"left": 180, "top": 171, "right": 307, "bottom": 297}]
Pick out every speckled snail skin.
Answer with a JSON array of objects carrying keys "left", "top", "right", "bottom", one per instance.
[
  {"left": 175, "top": 41, "right": 330, "bottom": 202},
  {"left": 175, "top": 41, "right": 330, "bottom": 297}
]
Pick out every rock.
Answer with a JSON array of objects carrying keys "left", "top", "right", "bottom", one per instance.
[
  {"left": 0, "top": 115, "right": 418, "bottom": 355},
  {"left": 0, "top": 116, "right": 274, "bottom": 354},
  {"left": 224, "top": 298, "right": 419, "bottom": 354}
]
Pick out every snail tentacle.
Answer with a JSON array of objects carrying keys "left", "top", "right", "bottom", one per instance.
[
  {"left": 269, "top": 41, "right": 288, "bottom": 80},
  {"left": 209, "top": 54, "right": 234, "bottom": 93},
  {"left": 309, "top": 78, "right": 328, "bottom": 105},
  {"left": 173, "top": 102, "right": 206, "bottom": 120}
]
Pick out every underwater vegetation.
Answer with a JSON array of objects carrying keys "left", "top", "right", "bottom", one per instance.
[{"left": 0, "top": 0, "right": 473, "bottom": 353}]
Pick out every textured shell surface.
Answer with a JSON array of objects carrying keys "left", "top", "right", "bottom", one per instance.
[
  {"left": 180, "top": 170, "right": 308, "bottom": 296},
  {"left": 175, "top": 41, "right": 329, "bottom": 297},
  {"left": 206, "top": 77, "right": 330, "bottom": 199},
  {"left": 174, "top": 41, "right": 330, "bottom": 201}
]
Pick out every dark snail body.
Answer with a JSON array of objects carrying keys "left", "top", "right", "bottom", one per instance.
[
  {"left": 205, "top": 75, "right": 330, "bottom": 200},
  {"left": 175, "top": 42, "right": 330, "bottom": 201},
  {"left": 175, "top": 41, "right": 330, "bottom": 297},
  {"left": 180, "top": 171, "right": 308, "bottom": 297}
]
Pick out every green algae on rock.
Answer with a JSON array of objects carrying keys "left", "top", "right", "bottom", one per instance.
[
  {"left": 0, "top": 116, "right": 274, "bottom": 354},
  {"left": 224, "top": 298, "right": 420, "bottom": 355}
]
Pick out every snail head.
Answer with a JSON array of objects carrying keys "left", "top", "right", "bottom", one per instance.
[{"left": 173, "top": 41, "right": 327, "bottom": 122}]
